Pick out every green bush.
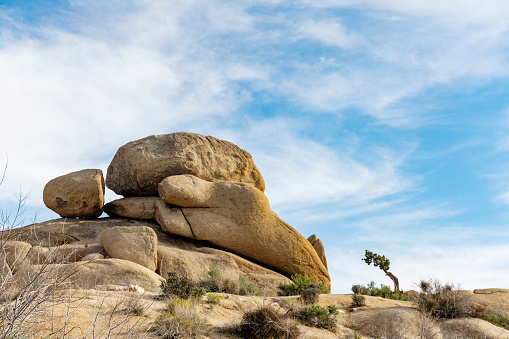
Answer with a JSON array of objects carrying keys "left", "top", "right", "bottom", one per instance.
[
  {"left": 238, "top": 275, "right": 260, "bottom": 296},
  {"left": 485, "top": 313, "right": 508, "bottom": 329},
  {"left": 297, "top": 304, "right": 338, "bottom": 332},
  {"left": 277, "top": 274, "right": 326, "bottom": 296},
  {"left": 352, "top": 281, "right": 408, "bottom": 301},
  {"left": 207, "top": 292, "right": 223, "bottom": 305},
  {"left": 237, "top": 306, "right": 300, "bottom": 339},
  {"left": 154, "top": 299, "right": 210, "bottom": 338},
  {"left": 160, "top": 271, "right": 205, "bottom": 300}
]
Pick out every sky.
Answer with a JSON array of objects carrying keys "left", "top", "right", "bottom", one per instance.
[{"left": 1, "top": 0, "right": 509, "bottom": 294}]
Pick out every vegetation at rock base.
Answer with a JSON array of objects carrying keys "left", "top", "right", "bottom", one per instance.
[
  {"left": 232, "top": 305, "right": 300, "bottom": 339},
  {"left": 351, "top": 294, "right": 366, "bottom": 307},
  {"left": 199, "top": 266, "right": 260, "bottom": 296},
  {"left": 352, "top": 281, "right": 408, "bottom": 301},
  {"left": 296, "top": 304, "right": 339, "bottom": 332},
  {"left": 362, "top": 250, "right": 400, "bottom": 293},
  {"left": 160, "top": 271, "right": 205, "bottom": 300},
  {"left": 277, "top": 274, "right": 327, "bottom": 296},
  {"left": 417, "top": 279, "right": 472, "bottom": 319},
  {"left": 153, "top": 299, "right": 211, "bottom": 339}
]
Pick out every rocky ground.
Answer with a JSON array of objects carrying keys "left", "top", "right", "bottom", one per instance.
[{"left": 11, "top": 288, "right": 509, "bottom": 338}]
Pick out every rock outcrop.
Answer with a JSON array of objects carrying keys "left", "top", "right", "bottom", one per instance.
[
  {"left": 33, "top": 131, "right": 330, "bottom": 293},
  {"left": 106, "top": 132, "right": 265, "bottom": 196},
  {"left": 43, "top": 169, "right": 105, "bottom": 218},
  {"left": 158, "top": 174, "right": 330, "bottom": 289},
  {"left": 3, "top": 218, "right": 291, "bottom": 295},
  {"left": 100, "top": 226, "right": 157, "bottom": 271},
  {"left": 308, "top": 234, "right": 328, "bottom": 269}
]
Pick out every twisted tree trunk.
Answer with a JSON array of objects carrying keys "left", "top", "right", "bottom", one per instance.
[{"left": 385, "top": 271, "right": 400, "bottom": 293}]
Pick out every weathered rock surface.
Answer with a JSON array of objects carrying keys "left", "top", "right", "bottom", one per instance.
[
  {"left": 106, "top": 132, "right": 265, "bottom": 196},
  {"left": 100, "top": 226, "right": 157, "bottom": 271},
  {"left": 43, "top": 169, "right": 105, "bottom": 218},
  {"left": 307, "top": 234, "right": 328, "bottom": 269},
  {"left": 157, "top": 244, "right": 291, "bottom": 296},
  {"left": 13, "top": 259, "right": 164, "bottom": 293},
  {"left": 158, "top": 174, "right": 331, "bottom": 290},
  {"left": 81, "top": 253, "right": 104, "bottom": 261},
  {"left": 3, "top": 218, "right": 291, "bottom": 295},
  {"left": 103, "top": 196, "right": 159, "bottom": 220},
  {"left": 1, "top": 240, "right": 32, "bottom": 273}
]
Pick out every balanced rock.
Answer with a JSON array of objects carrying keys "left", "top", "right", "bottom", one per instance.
[
  {"left": 157, "top": 174, "right": 331, "bottom": 290},
  {"left": 43, "top": 169, "right": 105, "bottom": 218},
  {"left": 106, "top": 132, "right": 265, "bottom": 196},
  {"left": 307, "top": 234, "right": 328, "bottom": 269},
  {"left": 103, "top": 196, "right": 159, "bottom": 220},
  {"left": 100, "top": 226, "right": 157, "bottom": 271}
]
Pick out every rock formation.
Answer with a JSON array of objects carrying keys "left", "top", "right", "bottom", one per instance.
[
  {"left": 9, "top": 132, "right": 330, "bottom": 293},
  {"left": 157, "top": 174, "right": 330, "bottom": 287},
  {"left": 106, "top": 132, "right": 265, "bottom": 196},
  {"left": 43, "top": 169, "right": 105, "bottom": 218}
]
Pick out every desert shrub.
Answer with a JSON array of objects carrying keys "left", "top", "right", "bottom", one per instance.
[
  {"left": 238, "top": 275, "right": 260, "bottom": 296},
  {"left": 297, "top": 304, "right": 338, "bottom": 332},
  {"left": 160, "top": 271, "right": 205, "bottom": 300},
  {"left": 200, "top": 266, "right": 239, "bottom": 294},
  {"left": 300, "top": 283, "right": 321, "bottom": 304},
  {"left": 353, "top": 281, "right": 407, "bottom": 301},
  {"left": 417, "top": 279, "right": 472, "bottom": 319},
  {"left": 121, "top": 294, "right": 146, "bottom": 316},
  {"left": 485, "top": 313, "right": 508, "bottom": 329},
  {"left": 153, "top": 299, "right": 210, "bottom": 339},
  {"left": 351, "top": 294, "right": 366, "bottom": 307},
  {"left": 235, "top": 306, "right": 300, "bottom": 339},
  {"left": 206, "top": 292, "right": 223, "bottom": 305},
  {"left": 277, "top": 274, "right": 326, "bottom": 296},
  {"left": 351, "top": 284, "right": 369, "bottom": 295}
]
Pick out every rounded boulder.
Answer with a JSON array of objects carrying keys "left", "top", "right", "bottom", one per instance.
[{"left": 106, "top": 132, "right": 265, "bottom": 196}]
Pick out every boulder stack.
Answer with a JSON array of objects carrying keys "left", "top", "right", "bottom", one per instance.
[{"left": 36, "top": 132, "right": 331, "bottom": 291}]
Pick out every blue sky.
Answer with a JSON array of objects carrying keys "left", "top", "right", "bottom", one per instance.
[{"left": 1, "top": 0, "right": 509, "bottom": 293}]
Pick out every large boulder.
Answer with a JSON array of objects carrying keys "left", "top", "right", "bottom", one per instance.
[
  {"left": 106, "top": 132, "right": 265, "bottom": 196},
  {"left": 157, "top": 174, "right": 331, "bottom": 290},
  {"left": 103, "top": 196, "right": 159, "bottom": 220},
  {"left": 100, "top": 226, "right": 158, "bottom": 271},
  {"left": 43, "top": 169, "right": 105, "bottom": 218}
]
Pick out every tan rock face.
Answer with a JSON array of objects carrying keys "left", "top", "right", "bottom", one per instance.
[
  {"left": 1, "top": 241, "right": 32, "bottom": 273},
  {"left": 157, "top": 174, "right": 331, "bottom": 290},
  {"left": 13, "top": 258, "right": 164, "bottom": 293},
  {"left": 103, "top": 196, "right": 159, "bottom": 220},
  {"left": 43, "top": 169, "right": 105, "bottom": 218},
  {"left": 307, "top": 234, "right": 328, "bottom": 269},
  {"left": 4, "top": 218, "right": 301, "bottom": 295},
  {"left": 157, "top": 244, "right": 291, "bottom": 296},
  {"left": 100, "top": 226, "right": 157, "bottom": 271},
  {"left": 106, "top": 132, "right": 265, "bottom": 196}
]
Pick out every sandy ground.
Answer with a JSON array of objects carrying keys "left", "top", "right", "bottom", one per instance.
[{"left": 6, "top": 288, "right": 509, "bottom": 338}]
